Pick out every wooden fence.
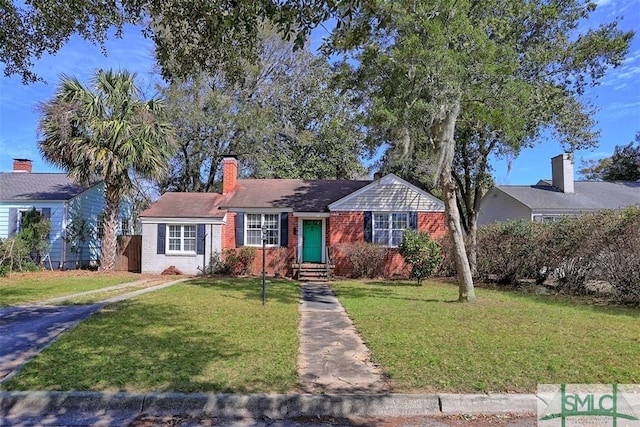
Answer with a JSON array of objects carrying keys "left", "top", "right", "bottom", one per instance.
[{"left": 116, "top": 235, "right": 142, "bottom": 272}]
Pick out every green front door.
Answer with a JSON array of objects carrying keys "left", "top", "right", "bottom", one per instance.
[{"left": 302, "top": 220, "right": 323, "bottom": 263}]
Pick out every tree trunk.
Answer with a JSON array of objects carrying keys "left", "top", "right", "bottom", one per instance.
[
  {"left": 467, "top": 210, "right": 478, "bottom": 277},
  {"left": 433, "top": 101, "right": 476, "bottom": 302},
  {"left": 100, "top": 183, "right": 120, "bottom": 271}
]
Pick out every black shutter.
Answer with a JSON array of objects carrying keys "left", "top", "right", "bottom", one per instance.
[
  {"left": 280, "top": 213, "right": 288, "bottom": 247},
  {"left": 8, "top": 208, "right": 18, "bottom": 237},
  {"left": 196, "top": 224, "right": 205, "bottom": 255},
  {"left": 364, "top": 211, "right": 372, "bottom": 243},
  {"left": 157, "top": 223, "right": 166, "bottom": 254},
  {"left": 235, "top": 212, "right": 245, "bottom": 247},
  {"left": 41, "top": 208, "right": 52, "bottom": 240},
  {"left": 409, "top": 212, "right": 418, "bottom": 230}
]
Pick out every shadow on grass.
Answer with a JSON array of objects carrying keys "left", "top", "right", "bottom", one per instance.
[
  {"left": 331, "top": 281, "right": 460, "bottom": 304},
  {"left": 470, "top": 281, "right": 640, "bottom": 318},
  {"left": 1, "top": 297, "right": 266, "bottom": 394},
  {"left": 186, "top": 277, "right": 299, "bottom": 305}
]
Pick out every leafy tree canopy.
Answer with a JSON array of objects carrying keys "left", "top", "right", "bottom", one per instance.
[
  {"left": 159, "top": 26, "right": 370, "bottom": 193},
  {"left": 2, "top": 0, "right": 340, "bottom": 83},
  {"left": 580, "top": 132, "right": 640, "bottom": 181}
]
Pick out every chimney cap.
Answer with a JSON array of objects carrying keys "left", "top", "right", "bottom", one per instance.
[
  {"left": 13, "top": 158, "right": 32, "bottom": 162},
  {"left": 222, "top": 153, "right": 238, "bottom": 160}
]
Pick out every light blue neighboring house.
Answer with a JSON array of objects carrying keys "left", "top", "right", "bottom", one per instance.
[{"left": 0, "top": 159, "right": 112, "bottom": 269}]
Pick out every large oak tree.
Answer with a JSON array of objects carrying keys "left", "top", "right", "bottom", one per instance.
[{"left": 327, "top": 0, "right": 631, "bottom": 300}]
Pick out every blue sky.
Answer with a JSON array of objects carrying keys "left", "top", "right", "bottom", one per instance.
[{"left": 1, "top": 0, "right": 638, "bottom": 185}]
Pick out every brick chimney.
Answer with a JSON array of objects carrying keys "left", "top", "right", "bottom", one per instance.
[
  {"left": 13, "top": 159, "right": 32, "bottom": 173},
  {"left": 222, "top": 155, "right": 238, "bottom": 195},
  {"left": 551, "top": 153, "right": 574, "bottom": 193}
]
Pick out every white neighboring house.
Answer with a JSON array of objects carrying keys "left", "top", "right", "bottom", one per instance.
[
  {"left": 0, "top": 159, "right": 107, "bottom": 269},
  {"left": 478, "top": 154, "right": 640, "bottom": 225},
  {"left": 139, "top": 192, "right": 227, "bottom": 274}
]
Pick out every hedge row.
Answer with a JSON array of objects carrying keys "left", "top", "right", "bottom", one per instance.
[{"left": 469, "top": 206, "right": 640, "bottom": 305}]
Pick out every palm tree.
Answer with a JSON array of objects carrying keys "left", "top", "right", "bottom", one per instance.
[{"left": 39, "top": 69, "right": 175, "bottom": 270}]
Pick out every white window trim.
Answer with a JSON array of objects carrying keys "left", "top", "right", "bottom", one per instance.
[
  {"left": 244, "top": 213, "right": 280, "bottom": 247},
  {"left": 166, "top": 224, "right": 197, "bottom": 254},
  {"left": 373, "top": 212, "right": 409, "bottom": 248}
]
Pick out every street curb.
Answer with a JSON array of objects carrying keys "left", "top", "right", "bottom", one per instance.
[
  {"left": 439, "top": 393, "right": 537, "bottom": 414},
  {"left": 0, "top": 391, "right": 536, "bottom": 421}
]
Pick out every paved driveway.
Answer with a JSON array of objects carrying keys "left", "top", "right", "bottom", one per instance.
[
  {"left": 0, "top": 278, "right": 188, "bottom": 383},
  {"left": 0, "top": 304, "right": 105, "bottom": 381}
]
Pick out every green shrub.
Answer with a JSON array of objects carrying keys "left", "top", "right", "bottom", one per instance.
[
  {"left": 398, "top": 229, "right": 442, "bottom": 284},
  {"left": 204, "top": 251, "right": 225, "bottom": 275},
  {"left": 475, "top": 220, "right": 539, "bottom": 285},
  {"left": 342, "top": 242, "right": 387, "bottom": 278},
  {"left": 598, "top": 207, "right": 640, "bottom": 306},
  {"left": 221, "top": 247, "right": 257, "bottom": 276},
  {"left": 0, "top": 236, "right": 41, "bottom": 276},
  {"left": 17, "top": 208, "right": 51, "bottom": 265}
]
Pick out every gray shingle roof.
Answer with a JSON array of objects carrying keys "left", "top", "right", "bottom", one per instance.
[
  {"left": 0, "top": 173, "right": 93, "bottom": 201},
  {"left": 499, "top": 181, "right": 640, "bottom": 211},
  {"left": 221, "top": 179, "right": 371, "bottom": 212}
]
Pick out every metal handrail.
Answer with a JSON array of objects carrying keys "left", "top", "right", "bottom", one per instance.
[{"left": 325, "top": 247, "right": 332, "bottom": 280}]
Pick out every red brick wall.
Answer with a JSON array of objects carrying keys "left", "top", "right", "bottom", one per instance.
[
  {"left": 418, "top": 212, "right": 448, "bottom": 239},
  {"left": 221, "top": 212, "right": 236, "bottom": 249},
  {"left": 221, "top": 212, "right": 296, "bottom": 277},
  {"left": 222, "top": 157, "right": 238, "bottom": 195},
  {"left": 328, "top": 212, "right": 363, "bottom": 276},
  {"left": 221, "top": 210, "right": 448, "bottom": 279},
  {"left": 328, "top": 211, "right": 448, "bottom": 278}
]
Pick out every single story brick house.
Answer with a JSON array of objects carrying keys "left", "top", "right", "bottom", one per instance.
[{"left": 140, "top": 156, "right": 447, "bottom": 277}]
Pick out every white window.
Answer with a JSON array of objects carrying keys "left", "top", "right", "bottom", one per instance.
[
  {"left": 245, "top": 213, "right": 280, "bottom": 246},
  {"left": 373, "top": 212, "right": 409, "bottom": 247},
  {"left": 167, "top": 224, "right": 197, "bottom": 253}
]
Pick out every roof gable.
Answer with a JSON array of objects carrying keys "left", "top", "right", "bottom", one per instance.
[
  {"left": 0, "top": 173, "right": 95, "bottom": 201},
  {"left": 328, "top": 174, "right": 445, "bottom": 212}
]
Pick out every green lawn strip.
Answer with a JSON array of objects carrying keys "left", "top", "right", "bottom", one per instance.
[
  {"left": 0, "top": 272, "right": 142, "bottom": 306},
  {"left": 331, "top": 280, "right": 640, "bottom": 393},
  {"left": 1, "top": 278, "right": 300, "bottom": 393},
  {"left": 55, "top": 279, "right": 171, "bottom": 305}
]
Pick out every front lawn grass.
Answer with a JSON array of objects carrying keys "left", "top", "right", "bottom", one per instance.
[
  {"left": 332, "top": 280, "right": 640, "bottom": 393},
  {"left": 1, "top": 278, "right": 300, "bottom": 393},
  {"left": 0, "top": 271, "right": 142, "bottom": 306}
]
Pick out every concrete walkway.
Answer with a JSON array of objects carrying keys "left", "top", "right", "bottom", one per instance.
[{"left": 298, "top": 282, "right": 389, "bottom": 394}]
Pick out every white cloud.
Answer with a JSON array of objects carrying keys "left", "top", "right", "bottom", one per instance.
[{"left": 598, "top": 100, "right": 640, "bottom": 119}]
